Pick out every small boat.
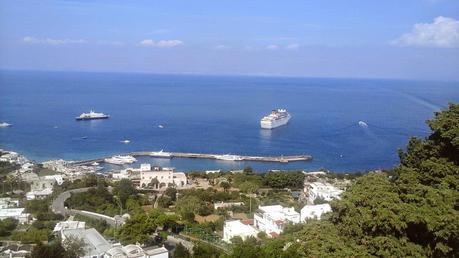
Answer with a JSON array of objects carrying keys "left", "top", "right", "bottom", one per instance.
[
  {"left": 358, "top": 121, "right": 368, "bottom": 128},
  {"left": 91, "top": 162, "right": 100, "bottom": 166},
  {"left": 158, "top": 125, "right": 164, "bottom": 128},
  {"left": 150, "top": 150, "right": 172, "bottom": 158},
  {"left": 121, "top": 140, "right": 130, "bottom": 144},
  {"left": 0, "top": 122, "right": 12, "bottom": 128},
  {"left": 81, "top": 136, "right": 88, "bottom": 139}
]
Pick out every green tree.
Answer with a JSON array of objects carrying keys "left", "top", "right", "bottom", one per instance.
[
  {"left": 113, "top": 179, "right": 137, "bottom": 209},
  {"left": 173, "top": 243, "right": 190, "bottom": 258},
  {"left": 62, "top": 235, "right": 86, "bottom": 258}
]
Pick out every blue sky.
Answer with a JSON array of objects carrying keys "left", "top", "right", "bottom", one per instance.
[{"left": 1, "top": 0, "right": 459, "bottom": 80}]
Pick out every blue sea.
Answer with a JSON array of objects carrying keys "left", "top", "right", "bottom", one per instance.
[{"left": 0, "top": 70, "right": 458, "bottom": 172}]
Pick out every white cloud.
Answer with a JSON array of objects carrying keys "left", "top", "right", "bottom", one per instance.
[
  {"left": 23, "top": 36, "right": 86, "bottom": 45},
  {"left": 97, "top": 40, "right": 125, "bottom": 46},
  {"left": 214, "top": 45, "right": 232, "bottom": 50},
  {"left": 266, "top": 44, "right": 280, "bottom": 50},
  {"left": 140, "top": 39, "right": 183, "bottom": 48},
  {"left": 285, "top": 43, "right": 300, "bottom": 50},
  {"left": 391, "top": 16, "right": 459, "bottom": 48}
]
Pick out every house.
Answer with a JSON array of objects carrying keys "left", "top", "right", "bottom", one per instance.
[
  {"left": 306, "top": 182, "right": 343, "bottom": 203},
  {"left": 300, "top": 204, "right": 332, "bottom": 222},
  {"left": 53, "top": 220, "right": 86, "bottom": 232},
  {"left": 60, "top": 228, "right": 112, "bottom": 258},
  {"left": 253, "top": 205, "right": 300, "bottom": 237},
  {"left": 0, "top": 197, "right": 20, "bottom": 208},
  {"left": 0, "top": 208, "right": 31, "bottom": 224},
  {"left": 139, "top": 165, "right": 187, "bottom": 189},
  {"left": 104, "top": 244, "right": 169, "bottom": 258},
  {"left": 26, "top": 188, "right": 53, "bottom": 200},
  {"left": 223, "top": 220, "right": 259, "bottom": 243},
  {"left": 214, "top": 202, "right": 244, "bottom": 210}
]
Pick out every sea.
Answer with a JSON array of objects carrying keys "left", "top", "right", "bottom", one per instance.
[{"left": 0, "top": 70, "right": 458, "bottom": 172}]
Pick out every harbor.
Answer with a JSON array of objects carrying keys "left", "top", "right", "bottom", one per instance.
[{"left": 72, "top": 151, "right": 313, "bottom": 166}]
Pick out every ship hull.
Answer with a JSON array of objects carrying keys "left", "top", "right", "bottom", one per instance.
[
  {"left": 76, "top": 116, "right": 110, "bottom": 121},
  {"left": 260, "top": 116, "right": 291, "bottom": 129}
]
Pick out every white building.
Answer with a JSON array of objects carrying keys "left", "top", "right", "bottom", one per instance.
[
  {"left": 104, "top": 244, "right": 169, "bottom": 258},
  {"left": 223, "top": 220, "right": 259, "bottom": 243},
  {"left": 61, "top": 228, "right": 112, "bottom": 258},
  {"left": 139, "top": 165, "right": 187, "bottom": 189},
  {"left": 306, "top": 182, "right": 343, "bottom": 203},
  {"left": 0, "top": 208, "right": 31, "bottom": 224},
  {"left": 53, "top": 220, "right": 86, "bottom": 233},
  {"left": 253, "top": 205, "right": 300, "bottom": 237},
  {"left": 0, "top": 198, "right": 20, "bottom": 209},
  {"left": 214, "top": 202, "right": 244, "bottom": 210},
  {"left": 300, "top": 204, "right": 332, "bottom": 222},
  {"left": 26, "top": 188, "right": 53, "bottom": 200}
]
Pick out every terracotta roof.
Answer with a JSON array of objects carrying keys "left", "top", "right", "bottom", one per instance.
[
  {"left": 241, "top": 219, "right": 254, "bottom": 225},
  {"left": 269, "top": 232, "right": 279, "bottom": 238}
]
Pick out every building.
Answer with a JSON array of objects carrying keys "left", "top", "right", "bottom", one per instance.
[
  {"left": 26, "top": 188, "right": 53, "bottom": 200},
  {"left": 223, "top": 220, "right": 259, "bottom": 243},
  {"left": 300, "top": 204, "right": 332, "bottom": 222},
  {"left": 253, "top": 205, "right": 300, "bottom": 237},
  {"left": 104, "top": 244, "right": 169, "bottom": 258},
  {"left": 61, "top": 228, "right": 112, "bottom": 258},
  {"left": 53, "top": 220, "right": 86, "bottom": 232},
  {"left": 306, "top": 182, "right": 343, "bottom": 203},
  {"left": 0, "top": 208, "right": 31, "bottom": 224},
  {"left": 214, "top": 202, "right": 244, "bottom": 210},
  {"left": 139, "top": 165, "right": 187, "bottom": 189},
  {"left": 0, "top": 198, "right": 20, "bottom": 208}
]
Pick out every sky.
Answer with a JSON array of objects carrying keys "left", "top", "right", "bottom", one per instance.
[{"left": 1, "top": 0, "right": 459, "bottom": 81}]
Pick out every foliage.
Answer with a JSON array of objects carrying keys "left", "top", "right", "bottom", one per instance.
[
  {"left": 65, "top": 185, "right": 119, "bottom": 216},
  {"left": 174, "top": 243, "right": 191, "bottom": 258},
  {"left": 0, "top": 218, "right": 18, "bottom": 237},
  {"left": 31, "top": 241, "right": 67, "bottom": 258},
  {"left": 11, "top": 227, "right": 50, "bottom": 243},
  {"left": 113, "top": 179, "right": 137, "bottom": 209},
  {"left": 165, "top": 187, "right": 178, "bottom": 201},
  {"left": 192, "top": 242, "right": 223, "bottom": 258},
  {"left": 263, "top": 171, "right": 305, "bottom": 189},
  {"left": 62, "top": 235, "right": 86, "bottom": 258},
  {"left": 74, "top": 214, "right": 110, "bottom": 236},
  {"left": 117, "top": 209, "right": 177, "bottom": 245}
]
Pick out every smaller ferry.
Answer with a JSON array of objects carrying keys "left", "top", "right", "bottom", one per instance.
[
  {"left": 121, "top": 140, "right": 131, "bottom": 144},
  {"left": 214, "top": 154, "right": 243, "bottom": 161},
  {"left": 76, "top": 110, "right": 110, "bottom": 121},
  {"left": 150, "top": 150, "right": 172, "bottom": 158},
  {"left": 104, "top": 155, "right": 137, "bottom": 165},
  {"left": 0, "top": 122, "right": 12, "bottom": 128}
]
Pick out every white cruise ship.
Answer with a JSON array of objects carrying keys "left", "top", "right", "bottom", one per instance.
[
  {"left": 104, "top": 155, "right": 137, "bottom": 165},
  {"left": 214, "top": 154, "right": 243, "bottom": 161},
  {"left": 260, "top": 109, "right": 291, "bottom": 129},
  {"left": 76, "top": 110, "right": 110, "bottom": 120},
  {"left": 0, "top": 122, "right": 12, "bottom": 128},
  {"left": 150, "top": 150, "right": 172, "bottom": 158}
]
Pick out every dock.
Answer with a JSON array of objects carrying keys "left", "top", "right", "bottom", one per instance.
[{"left": 72, "top": 151, "right": 312, "bottom": 166}]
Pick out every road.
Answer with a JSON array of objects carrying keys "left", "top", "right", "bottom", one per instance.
[{"left": 51, "top": 187, "right": 123, "bottom": 227}]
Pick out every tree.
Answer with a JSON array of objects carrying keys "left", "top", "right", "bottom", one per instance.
[
  {"left": 263, "top": 171, "right": 305, "bottom": 189},
  {"left": 165, "top": 187, "right": 178, "bottom": 201},
  {"left": 113, "top": 179, "right": 137, "bottom": 209},
  {"left": 31, "top": 241, "right": 67, "bottom": 258},
  {"left": 62, "top": 235, "right": 86, "bottom": 258},
  {"left": 0, "top": 218, "right": 18, "bottom": 236},
  {"left": 220, "top": 181, "right": 230, "bottom": 192},
  {"left": 173, "top": 243, "right": 190, "bottom": 258}
]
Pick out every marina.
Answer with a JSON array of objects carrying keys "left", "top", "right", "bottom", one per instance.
[{"left": 72, "top": 151, "right": 313, "bottom": 166}]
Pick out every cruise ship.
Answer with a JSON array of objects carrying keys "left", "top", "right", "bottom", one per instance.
[
  {"left": 214, "top": 154, "right": 243, "bottom": 161},
  {"left": 260, "top": 109, "right": 291, "bottom": 129},
  {"left": 76, "top": 110, "right": 110, "bottom": 120},
  {"left": 150, "top": 150, "right": 172, "bottom": 158},
  {"left": 104, "top": 155, "right": 137, "bottom": 165},
  {"left": 0, "top": 122, "right": 12, "bottom": 128}
]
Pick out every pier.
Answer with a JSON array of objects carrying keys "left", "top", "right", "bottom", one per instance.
[{"left": 72, "top": 151, "right": 312, "bottom": 166}]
